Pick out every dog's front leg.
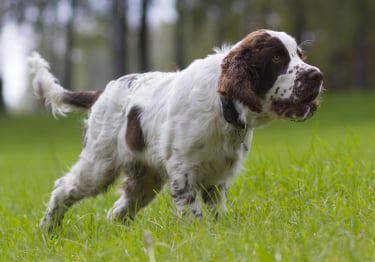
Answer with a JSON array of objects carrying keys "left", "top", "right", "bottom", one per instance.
[
  {"left": 201, "top": 183, "right": 229, "bottom": 217},
  {"left": 169, "top": 172, "right": 202, "bottom": 219}
]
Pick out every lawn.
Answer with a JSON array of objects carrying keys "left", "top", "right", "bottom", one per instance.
[{"left": 0, "top": 91, "right": 374, "bottom": 261}]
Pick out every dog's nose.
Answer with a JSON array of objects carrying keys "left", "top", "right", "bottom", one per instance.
[
  {"left": 306, "top": 69, "right": 323, "bottom": 86},
  {"left": 293, "top": 69, "right": 323, "bottom": 103}
]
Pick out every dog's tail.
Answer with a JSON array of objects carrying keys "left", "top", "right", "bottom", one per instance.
[{"left": 28, "top": 52, "right": 102, "bottom": 117}]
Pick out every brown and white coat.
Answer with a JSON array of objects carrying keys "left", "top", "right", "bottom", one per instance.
[{"left": 28, "top": 29, "right": 323, "bottom": 230}]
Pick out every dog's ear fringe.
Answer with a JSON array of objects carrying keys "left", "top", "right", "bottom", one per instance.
[{"left": 218, "top": 51, "right": 262, "bottom": 114}]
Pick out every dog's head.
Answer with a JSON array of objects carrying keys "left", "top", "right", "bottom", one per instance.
[{"left": 218, "top": 29, "right": 323, "bottom": 122}]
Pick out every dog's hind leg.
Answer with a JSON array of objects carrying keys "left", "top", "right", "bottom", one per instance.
[
  {"left": 107, "top": 162, "right": 164, "bottom": 223},
  {"left": 40, "top": 156, "right": 120, "bottom": 231}
]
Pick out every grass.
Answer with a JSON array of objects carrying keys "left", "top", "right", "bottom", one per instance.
[{"left": 0, "top": 91, "right": 375, "bottom": 261}]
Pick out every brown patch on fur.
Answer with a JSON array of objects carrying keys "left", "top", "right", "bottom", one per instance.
[
  {"left": 271, "top": 100, "right": 319, "bottom": 120},
  {"left": 126, "top": 106, "right": 146, "bottom": 152},
  {"left": 218, "top": 30, "right": 268, "bottom": 113},
  {"left": 218, "top": 29, "right": 291, "bottom": 113},
  {"left": 63, "top": 90, "right": 103, "bottom": 109}
]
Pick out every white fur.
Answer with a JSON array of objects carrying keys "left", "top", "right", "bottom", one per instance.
[
  {"left": 28, "top": 52, "right": 74, "bottom": 117},
  {"left": 263, "top": 30, "right": 323, "bottom": 118},
  {"left": 30, "top": 30, "right": 322, "bottom": 230}
]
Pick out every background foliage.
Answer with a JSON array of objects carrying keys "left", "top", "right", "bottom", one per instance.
[
  {"left": 1, "top": 1, "right": 375, "bottom": 261},
  {"left": 1, "top": 0, "right": 375, "bottom": 109}
]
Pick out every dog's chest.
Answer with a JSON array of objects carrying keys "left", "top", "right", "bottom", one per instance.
[{"left": 185, "top": 129, "right": 251, "bottom": 185}]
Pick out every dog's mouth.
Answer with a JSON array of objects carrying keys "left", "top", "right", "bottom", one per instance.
[
  {"left": 270, "top": 97, "right": 320, "bottom": 122},
  {"left": 300, "top": 91, "right": 320, "bottom": 104},
  {"left": 269, "top": 83, "right": 323, "bottom": 122}
]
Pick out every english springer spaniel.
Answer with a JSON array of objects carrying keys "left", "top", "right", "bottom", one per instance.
[{"left": 28, "top": 29, "right": 323, "bottom": 230}]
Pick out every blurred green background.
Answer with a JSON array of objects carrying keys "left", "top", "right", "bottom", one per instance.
[
  {"left": 1, "top": 2, "right": 375, "bottom": 260},
  {"left": 0, "top": 0, "right": 375, "bottom": 115}
]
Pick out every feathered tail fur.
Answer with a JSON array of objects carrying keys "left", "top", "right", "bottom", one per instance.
[{"left": 28, "top": 52, "right": 102, "bottom": 117}]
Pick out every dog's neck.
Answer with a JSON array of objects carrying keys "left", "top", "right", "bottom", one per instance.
[
  {"left": 220, "top": 95, "right": 246, "bottom": 129},
  {"left": 220, "top": 95, "right": 273, "bottom": 130}
]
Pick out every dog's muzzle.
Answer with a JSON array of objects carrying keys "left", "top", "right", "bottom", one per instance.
[{"left": 293, "top": 68, "right": 323, "bottom": 103}]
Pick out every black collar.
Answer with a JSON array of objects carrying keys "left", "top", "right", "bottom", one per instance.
[{"left": 220, "top": 95, "right": 246, "bottom": 129}]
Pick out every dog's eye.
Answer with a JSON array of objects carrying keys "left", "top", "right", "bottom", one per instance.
[{"left": 272, "top": 54, "right": 281, "bottom": 63}]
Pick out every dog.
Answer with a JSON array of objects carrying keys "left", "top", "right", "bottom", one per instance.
[{"left": 28, "top": 29, "right": 323, "bottom": 230}]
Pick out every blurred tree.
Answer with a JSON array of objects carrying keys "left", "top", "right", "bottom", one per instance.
[
  {"left": 2, "top": 0, "right": 375, "bottom": 97},
  {"left": 175, "top": 0, "right": 188, "bottom": 69},
  {"left": 4, "top": 0, "right": 62, "bottom": 77},
  {"left": 186, "top": 0, "right": 244, "bottom": 60},
  {"left": 139, "top": 0, "right": 150, "bottom": 72},
  {"left": 352, "top": 0, "right": 369, "bottom": 90},
  {"left": 190, "top": 0, "right": 228, "bottom": 44},
  {"left": 286, "top": 0, "right": 308, "bottom": 43},
  {"left": 111, "top": 0, "right": 128, "bottom": 78},
  {"left": 214, "top": 0, "right": 230, "bottom": 44},
  {"left": 312, "top": 0, "right": 373, "bottom": 90},
  {"left": 63, "top": 0, "right": 77, "bottom": 90}
]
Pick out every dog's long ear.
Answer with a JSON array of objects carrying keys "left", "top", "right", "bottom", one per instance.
[{"left": 218, "top": 48, "right": 262, "bottom": 113}]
